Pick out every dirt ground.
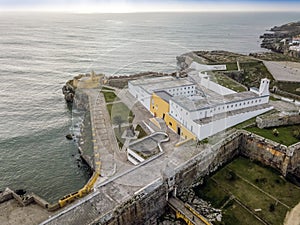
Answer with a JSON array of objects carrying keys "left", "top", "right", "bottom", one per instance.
[
  {"left": 284, "top": 201, "right": 300, "bottom": 225},
  {"left": 264, "top": 61, "right": 300, "bottom": 82},
  {"left": 0, "top": 199, "right": 52, "bottom": 225}
]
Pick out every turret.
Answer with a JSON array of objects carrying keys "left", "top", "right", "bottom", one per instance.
[{"left": 259, "top": 78, "right": 270, "bottom": 96}]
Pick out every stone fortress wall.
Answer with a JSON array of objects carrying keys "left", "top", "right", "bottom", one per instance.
[
  {"left": 256, "top": 112, "right": 300, "bottom": 129},
  {"left": 97, "top": 130, "right": 300, "bottom": 225}
]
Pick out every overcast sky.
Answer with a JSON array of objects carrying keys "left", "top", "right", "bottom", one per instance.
[{"left": 0, "top": 0, "right": 300, "bottom": 12}]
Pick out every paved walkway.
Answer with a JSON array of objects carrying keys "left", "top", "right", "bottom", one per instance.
[{"left": 84, "top": 88, "right": 132, "bottom": 179}]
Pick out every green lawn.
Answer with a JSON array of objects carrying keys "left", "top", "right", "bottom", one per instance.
[
  {"left": 276, "top": 81, "right": 300, "bottom": 96},
  {"left": 101, "top": 91, "right": 119, "bottom": 103},
  {"left": 106, "top": 102, "right": 134, "bottom": 124},
  {"left": 245, "top": 125, "right": 300, "bottom": 146},
  {"left": 194, "top": 157, "right": 300, "bottom": 225},
  {"left": 211, "top": 74, "right": 247, "bottom": 92},
  {"left": 226, "top": 63, "right": 238, "bottom": 71},
  {"left": 240, "top": 61, "right": 274, "bottom": 88},
  {"left": 221, "top": 201, "right": 264, "bottom": 225},
  {"left": 227, "top": 157, "right": 300, "bottom": 207}
]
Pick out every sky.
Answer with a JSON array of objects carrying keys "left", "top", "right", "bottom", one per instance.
[{"left": 0, "top": 0, "right": 300, "bottom": 13}]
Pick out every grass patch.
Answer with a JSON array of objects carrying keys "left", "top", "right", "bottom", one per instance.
[
  {"left": 135, "top": 124, "right": 148, "bottom": 139},
  {"left": 276, "top": 81, "right": 300, "bottom": 96},
  {"left": 250, "top": 52, "right": 300, "bottom": 62},
  {"left": 194, "top": 157, "right": 300, "bottom": 225},
  {"left": 240, "top": 61, "right": 274, "bottom": 87},
  {"left": 227, "top": 157, "right": 300, "bottom": 207},
  {"left": 101, "top": 91, "right": 119, "bottom": 103},
  {"left": 194, "top": 179, "right": 230, "bottom": 208},
  {"left": 245, "top": 125, "right": 300, "bottom": 146},
  {"left": 226, "top": 63, "right": 238, "bottom": 71},
  {"left": 106, "top": 102, "right": 134, "bottom": 124},
  {"left": 220, "top": 201, "right": 264, "bottom": 225},
  {"left": 234, "top": 117, "right": 256, "bottom": 129},
  {"left": 211, "top": 73, "right": 247, "bottom": 92},
  {"left": 269, "top": 95, "right": 281, "bottom": 101}
]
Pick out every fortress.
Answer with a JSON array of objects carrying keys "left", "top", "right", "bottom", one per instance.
[{"left": 129, "top": 70, "right": 273, "bottom": 141}]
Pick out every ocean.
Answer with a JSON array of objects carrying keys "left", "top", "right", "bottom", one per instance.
[{"left": 0, "top": 12, "right": 299, "bottom": 202}]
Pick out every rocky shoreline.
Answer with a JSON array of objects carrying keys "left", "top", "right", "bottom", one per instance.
[{"left": 260, "top": 21, "right": 300, "bottom": 58}]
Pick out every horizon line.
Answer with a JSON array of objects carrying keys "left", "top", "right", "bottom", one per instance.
[{"left": 1, "top": 9, "right": 300, "bottom": 13}]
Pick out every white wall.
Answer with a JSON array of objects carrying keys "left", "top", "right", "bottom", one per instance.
[
  {"left": 172, "top": 95, "right": 270, "bottom": 122},
  {"left": 127, "top": 148, "right": 145, "bottom": 165},
  {"left": 128, "top": 82, "right": 151, "bottom": 111},
  {"left": 200, "top": 76, "right": 236, "bottom": 95},
  {"left": 190, "top": 62, "right": 227, "bottom": 72},
  {"left": 166, "top": 85, "right": 196, "bottom": 97},
  {"left": 194, "top": 106, "right": 273, "bottom": 140}
]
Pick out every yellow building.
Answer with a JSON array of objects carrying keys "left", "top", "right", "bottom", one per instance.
[{"left": 150, "top": 91, "right": 196, "bottom": 140}]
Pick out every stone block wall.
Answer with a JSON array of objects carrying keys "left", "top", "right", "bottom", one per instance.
[
  {"left": 256, "top": 113, "right": 300, "bottom": 129},
  {"left": 100, "top": 181, "right": 167, "bottom": 225}
]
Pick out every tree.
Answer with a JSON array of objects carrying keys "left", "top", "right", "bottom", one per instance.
[
  {"left": 272, "top": 129, "right": 279, "bottom": 137},
  {"left": 113, "top": 115, "right": 124, "bottom": 134}
]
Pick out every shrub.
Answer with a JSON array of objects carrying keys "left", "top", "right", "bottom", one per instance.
[{"left": 269, "top": 203, "right": 275, "bottom": 212}]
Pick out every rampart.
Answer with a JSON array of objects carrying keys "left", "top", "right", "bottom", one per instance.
[
  {"left": 40, "top": 131, "right": 300, "bottom": 225},
  {"left": 256, "top": 112, "right": 300, "bottom": 128}
]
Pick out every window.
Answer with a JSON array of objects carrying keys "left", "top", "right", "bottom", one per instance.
[
  {"left": 184, "top": 87, "right": 186, "bottom": 90},
  {"left": 227, "top": 106, "right": 229, "bottom": 108},
  {"left": 239, "top": 103, "right": 241, "bottom": 106},
  {"left": 169, "top": 122, "right": 172, "bottom": 126},
  {"left": 191, "top": 126, "right": 193, "bottom": 132}
]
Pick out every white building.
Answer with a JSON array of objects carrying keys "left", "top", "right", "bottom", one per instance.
[
  {"left": 128, "top": 73, "right": 273, "bottom": 141},
  {"left": 128, "top": 76, "right": 196, "bottom": 110},
  {"left": 169, "top": 78, "right": 272, "bottom": 140}
]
